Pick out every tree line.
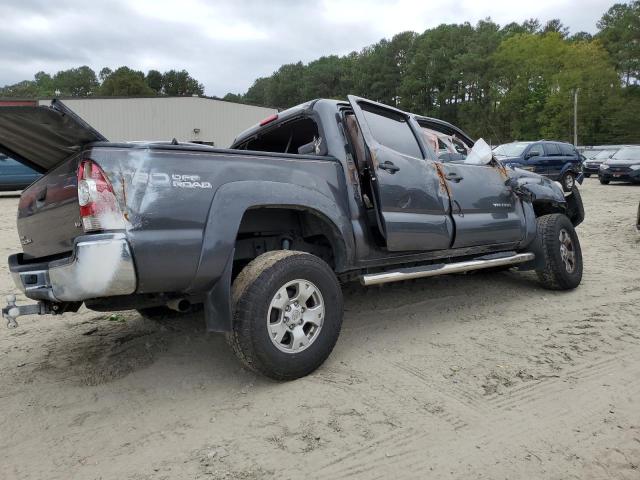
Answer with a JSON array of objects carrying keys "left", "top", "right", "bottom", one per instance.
[
  {"left": 0, "top": 67, "right": 204, "bottom": 98},
  {"left": 224, "top": 1, "right": 640, "bottom": 145}
]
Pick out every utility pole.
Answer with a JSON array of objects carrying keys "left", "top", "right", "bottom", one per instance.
[{"left": 573, "top": 89, "right": 579, "bottom": 146}]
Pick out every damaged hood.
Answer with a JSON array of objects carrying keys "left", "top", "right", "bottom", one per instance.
[{"left": 0, "top": 99, "right": 106, "bottom": 173}]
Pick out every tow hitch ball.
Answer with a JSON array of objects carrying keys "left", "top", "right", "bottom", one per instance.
[{"left": 2, "top": 295, "right": 50, "bottom": 329}]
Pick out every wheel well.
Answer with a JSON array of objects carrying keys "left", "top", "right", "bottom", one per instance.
[
  {"left": 532, "top": 200, "right": 565, "bottom": 218},
  {"left": 233, "top": 207, "right": 344, "bottom": 273}
]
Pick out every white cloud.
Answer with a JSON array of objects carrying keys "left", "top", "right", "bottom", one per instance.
[{"left": 0, "top": 0, "right": 614, "bottom": 97}]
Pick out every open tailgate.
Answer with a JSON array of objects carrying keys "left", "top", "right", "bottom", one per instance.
[{"left": 0, "top": 99, "right": 106, "bottom": 173}]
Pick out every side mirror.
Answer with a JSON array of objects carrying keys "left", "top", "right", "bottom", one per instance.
[{"left": 525, "top": 151, "right": 540, "bottom": 159}]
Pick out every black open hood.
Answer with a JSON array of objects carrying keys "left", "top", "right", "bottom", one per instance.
[{"left": 0, "top": 99, "right": 106, "bottom": 173}]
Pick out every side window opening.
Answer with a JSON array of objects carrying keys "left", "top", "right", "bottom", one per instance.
[
  {"left": 241, "top": 117, "right": 322, "bottom": 155},
  {"left": 559, "top": 144, "right": 576, "bottom": 156},
  {"left": 544, "top": 143, "right": 561, "bottom": 156},
  {"left": 420, "top": 126, "right": 470, "bottom": 163},
  {"left": 528, "top": 144, "right": 544, "bottom": 157},
  {"left": 358, "top": 102, "right": 423, "bottom": 159}
]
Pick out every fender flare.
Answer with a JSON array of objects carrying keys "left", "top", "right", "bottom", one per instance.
[{"left": 190, "top": 180, "right": 354, "bottom": 332}]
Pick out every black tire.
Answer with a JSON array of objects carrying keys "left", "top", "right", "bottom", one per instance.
[
  {"left": 226, "top": 250, "right": 343, "bottom": 381},
  {"left": 561, "top": 171, "right": 576, "bottom": 191},
  {"left": 583, "top": 173, "right": 591, "bottom": 178},
  {"left": 599, "top": 177, "right": 610, "bottom": 185},
  {"left": 535, "top": 214, "right": 583, "bottom": 290}
]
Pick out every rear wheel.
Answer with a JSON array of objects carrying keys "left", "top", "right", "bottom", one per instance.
[
  {"left": 535, "top": 214, "right": 582, "bottom": 290},
  {"left": 226, "top": 250, "right": 343, "bottom": 380},
  {"left": 599, "top": 177, "right": 610, "bottom": 185}
]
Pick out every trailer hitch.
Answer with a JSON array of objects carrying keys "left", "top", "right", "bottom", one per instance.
[{"left": 2, "top": 295, "right": 51, "bottom": 328}]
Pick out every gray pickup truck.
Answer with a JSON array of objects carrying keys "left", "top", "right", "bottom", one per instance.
[{"left": 0, "top": 96, "right": 584, "bottom": 380}]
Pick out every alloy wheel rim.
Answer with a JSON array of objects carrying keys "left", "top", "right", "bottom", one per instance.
[
  {"left": 267, "top": 279, "right": 324, "bottom": 353},
  {"left": 558, "top": 229, "right": 576, "bottom": 273}
]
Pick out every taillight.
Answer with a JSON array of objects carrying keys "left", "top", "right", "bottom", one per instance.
[{"left": 77, "top": 159, "right": 125, "bottom": 232}]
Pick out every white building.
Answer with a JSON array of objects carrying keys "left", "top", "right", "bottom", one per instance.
[{"left": 37, "top": 96, "right": 277, "bottom": 148}]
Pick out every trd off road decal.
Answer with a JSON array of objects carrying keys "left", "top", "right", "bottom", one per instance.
[{"left": 131, "top": 171, "right": 212, "bottom": 189}]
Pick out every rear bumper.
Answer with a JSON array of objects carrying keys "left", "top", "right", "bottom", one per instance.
[{"left": 8, "top": 233, "right": 136, "bottom": 302}]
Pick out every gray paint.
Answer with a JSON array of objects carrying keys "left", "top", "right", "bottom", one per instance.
[{"left": 9, "top": 96, "right": 582, "bottom": 332}]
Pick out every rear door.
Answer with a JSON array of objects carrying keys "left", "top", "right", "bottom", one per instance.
[
  {"left": 347, "top": 95, "right": 453, "bottom": 251},
  {"left": 542, "top": 142, "right": 563, "bottom": 179}
]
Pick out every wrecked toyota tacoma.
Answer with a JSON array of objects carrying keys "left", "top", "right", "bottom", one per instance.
[{"left": 0, "top": 96, "right": 585, "bottom": 380}]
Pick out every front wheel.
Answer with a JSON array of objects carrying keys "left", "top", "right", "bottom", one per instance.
[
  {"left": 535, "top": 214, "right": 583, "bottom": 290},
  {"left": 583, "top": 173, "right": 591, "bottom": 178},
  {"left": 226, "top": 251, "right": 343, "bottom": 380},
  {"left": 599, "top": 177, "right": 610, "bottom": 185}
]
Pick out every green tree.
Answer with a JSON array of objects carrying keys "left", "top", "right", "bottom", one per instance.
[
  {"left": 597, "top": 1, "right": 640, "bottom": 85},
  {"left": 99, "top": 67, "right": 113, "bottom": 82},
  {"left": 145, "top": 70, "right": 163, "bottom": 94},
  {"left": 243, "top": 77, "right": 272, "bottom": 105},
  {"left": 52, "top": 66, "right": 99, "bottom": 96},
  {"left": 99, "top": 67, "right": 155, "bottom": 96},
  {"left": 542, "top": 19, "right": 570, "bottom": 37},
  {"left": 161, "top": 69, "right": 204, "bottom": 96},
  {"left": 222, "top": 93, "right": 243, "bottom": 103}
]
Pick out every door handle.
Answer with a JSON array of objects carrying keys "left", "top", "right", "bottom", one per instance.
[
  {"left": 379, "top": 161, "right": 400, "bottom": 173},
  {"left": 445, "top": 171, "right": 463, "bottom": 182}
]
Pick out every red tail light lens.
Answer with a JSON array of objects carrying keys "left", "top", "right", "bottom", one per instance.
[{"left": 77, "top": 159, "right": 125, "bottom": 232}]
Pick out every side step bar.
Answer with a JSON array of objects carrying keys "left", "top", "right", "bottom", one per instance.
[{"left": 360, "top": 252, "right": 535, "bottom": 286}]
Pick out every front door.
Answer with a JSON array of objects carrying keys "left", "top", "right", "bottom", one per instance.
[
  {"left": 347, "top": 95, "right": 453, "bottom": 251},
  {"left": 439, "top": 161, "right": 526, "bottom": 248}
]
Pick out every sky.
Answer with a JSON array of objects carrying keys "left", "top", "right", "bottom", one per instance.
[{"left": 0, "top": 0, "right": 616, "bottom": 97}]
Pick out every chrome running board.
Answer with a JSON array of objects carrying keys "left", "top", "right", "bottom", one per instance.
[{"left": 360, "top": 252, "right": 535, "bottom": 286}]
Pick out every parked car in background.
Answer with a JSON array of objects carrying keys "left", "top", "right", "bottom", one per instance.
[
  {"left": 493, "top": 141, "right": 583, "bottom": 191},
  {"left": 0, "top": 154, "right": 41, "bottom": 191},
  {"left": 598, "top": 146, "right": 640, "bottom": 184},
  {"left": 581, "top": 148, "right": 601, "bottom": 160},
  {"left": 582, "top": 148, "right": 619, "bottom": 177}
]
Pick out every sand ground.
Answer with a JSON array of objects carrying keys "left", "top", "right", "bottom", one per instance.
[{"left": 0, "top": 178, "right": 639, "bottom": 479}]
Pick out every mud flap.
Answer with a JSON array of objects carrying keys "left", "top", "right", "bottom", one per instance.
[
  {"left": 565, "top": 186, "right": 584, "bottom": 227},
  {"left": 203, "top": 250, "right": 234, "bottom": 332}
]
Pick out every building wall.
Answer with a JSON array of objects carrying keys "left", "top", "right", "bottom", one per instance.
[{"left": 38, "top": 97, "right": 276, "bottom": 148}]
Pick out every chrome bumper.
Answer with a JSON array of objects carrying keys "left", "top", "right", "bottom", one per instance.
[{"left": 10, "top": 233, "right": 137, "bottom": 302}]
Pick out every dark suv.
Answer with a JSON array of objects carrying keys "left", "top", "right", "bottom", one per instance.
[{"left": 494, "top": 141, "right": 583, "bottom": 191}]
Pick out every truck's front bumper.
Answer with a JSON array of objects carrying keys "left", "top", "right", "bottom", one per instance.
[{"left": 9, "top": 233, "right": 137, "bottom": 302}]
